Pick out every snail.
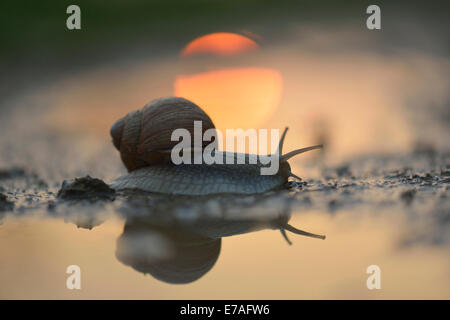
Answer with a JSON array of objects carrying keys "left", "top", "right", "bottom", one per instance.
[{"left": 110, "top": 97, "right": 322, "bottom": 195}]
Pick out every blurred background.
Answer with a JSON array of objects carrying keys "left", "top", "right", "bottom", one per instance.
[
  {"left": 1, "top": 0, "right": 449, "bottom": 171},
  {"left": 0, "top": 0, "right": 449, "bottom": 299}
]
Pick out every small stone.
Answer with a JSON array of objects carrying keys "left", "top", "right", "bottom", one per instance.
[{"left": 57, "top": 176, "right": 115, "bottom": 200}]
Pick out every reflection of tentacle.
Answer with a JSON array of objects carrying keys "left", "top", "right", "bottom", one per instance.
[
  {"left": 280, "top": 228, "right": 292, "bottom": 245},
  {"left": 284, "top": 223, "right": 326, "bottom": 240},
  {"left": 114, "top": 192, "right": 324, "bottom": 285}
]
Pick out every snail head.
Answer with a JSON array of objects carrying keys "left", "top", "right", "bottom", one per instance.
[
  {"left": 277, "top": 127, "right": 323, "bottom": 182},
  {"left": 274, "top": 128, "right": 325, "bottom": 244}
]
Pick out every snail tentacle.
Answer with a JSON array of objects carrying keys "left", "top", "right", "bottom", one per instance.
[
  {"left": 278, "top": 127, "right": 289, "bottom": 155},
  {"left": 284, "top": 223, "right": 326, "bottom": 240},
  {"left": 280, "top": 144, "right": 323, "bottom": 162}
]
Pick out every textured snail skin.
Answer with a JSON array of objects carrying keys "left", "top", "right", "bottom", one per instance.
[{"left": 110, "top": 161, "right": 287, "bottom": 195}]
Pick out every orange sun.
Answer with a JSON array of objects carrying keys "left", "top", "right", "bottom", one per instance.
[
  {"left": 181, "top": 32, "right": 259, "bottom": 57},
  {"left": 175, "top": 32, "right": 283, "bottom": 130}
]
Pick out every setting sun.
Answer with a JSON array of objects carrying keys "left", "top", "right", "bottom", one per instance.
[
  {"left": 176, "top": 32, "right": 283, "bottom": 129},
  {"left": 181, "top": 32, "right": 259, "bottom": 57}
]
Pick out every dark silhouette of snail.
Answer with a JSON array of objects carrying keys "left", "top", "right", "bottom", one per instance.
[
  {"left": 116, "top": 219, "right": 221, "bottom": 284},
  {"left": 115, "top": 195, "right": 325, "bottom": 284},
  {"left": 110, "top": 97, "right": 322, "bottom": 195}
]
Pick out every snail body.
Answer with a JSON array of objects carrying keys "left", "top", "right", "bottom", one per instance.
[
  {"left": 110, "top": 160, "right": 285, "bottom": 195},
  {"left": 110, "top": 97, "right": 322, "bottom": 195}
]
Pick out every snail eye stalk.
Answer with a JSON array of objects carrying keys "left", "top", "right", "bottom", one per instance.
[
  {"left": 278, "top": 127, "right": 289, "bottom": 155},
  {"left": 277, "top": 126, "right": 323, "bottom": 162},
  {"left": 280, "top": 145, "right": 323, "bottom": 162},
  {"left": 285, "top": 224, "right": 326, "bottom": 240}
]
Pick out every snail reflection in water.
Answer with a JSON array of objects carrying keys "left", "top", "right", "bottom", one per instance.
[
  {"left": 110, "top": 97, "right": 322, "bottom": 195},
  {"left": 116, "top": 218, "right": 221, "bottom": 284},
  {"left": 115, "top": 195, "right": 324, "bottom": 284}
]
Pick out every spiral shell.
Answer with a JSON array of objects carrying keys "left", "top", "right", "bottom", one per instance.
[{"left": 110, "top": 97, "right": 215, "bottom": 172}]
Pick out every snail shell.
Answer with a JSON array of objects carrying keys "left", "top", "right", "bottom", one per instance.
[{"left": 111, "top": 97, "right": 215, "bottom": 172}]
